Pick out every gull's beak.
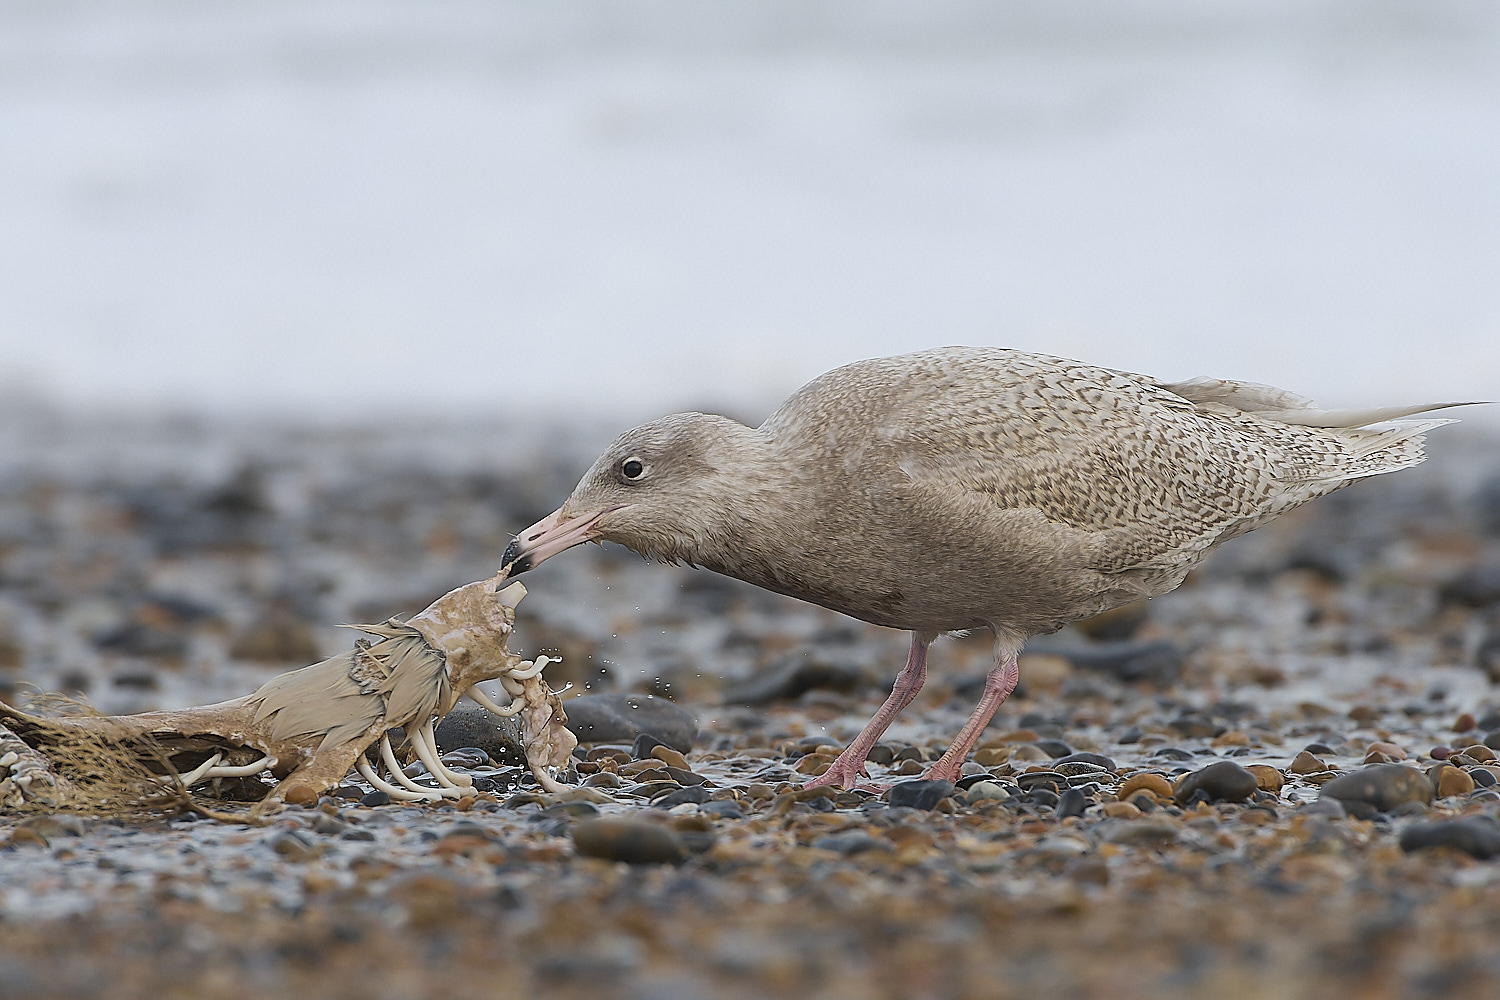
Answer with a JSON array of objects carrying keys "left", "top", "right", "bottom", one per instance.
[{"left": 501, "top": 506, "right": 618, "bottom": 577}]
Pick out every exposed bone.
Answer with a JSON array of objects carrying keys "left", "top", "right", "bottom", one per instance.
[
  {"left": 202, "top": 755, "right": 277, "bottom": 779},
  {"left": 467, "top": 684, "right": 524, "bottom": 717},
  {"left": 357, "top": 757, "right": 437, "bottom": 802},
  {"left": 417, "top": 717, "right": 473, "bottom": 788},
  {"left": 0, "top": 574, "right": 577, "bottom": 816}
]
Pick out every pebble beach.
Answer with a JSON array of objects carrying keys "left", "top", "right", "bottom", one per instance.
[{"left": 4, "top": 409, "right": 1500, "bottom": 1000}]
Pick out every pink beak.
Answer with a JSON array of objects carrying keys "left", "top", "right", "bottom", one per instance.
[{"left": 501, "top": 506, "right": 618, "bottom": 576}]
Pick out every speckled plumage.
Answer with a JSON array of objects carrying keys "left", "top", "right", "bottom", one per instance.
[{"left": 552, "top": 347, "right": 1459, "bottom": 646}]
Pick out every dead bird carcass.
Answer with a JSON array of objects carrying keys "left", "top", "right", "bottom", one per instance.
[{"left": 0, "top": 574, "right": 577, "bottom": 815}]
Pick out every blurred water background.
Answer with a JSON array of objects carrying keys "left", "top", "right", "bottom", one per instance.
[
  {"left": 0, "top": 0, "right": 1497, "bottom": 423},
  {"left": 2, "top": 0, "right": 1499, "bottom": 716}
]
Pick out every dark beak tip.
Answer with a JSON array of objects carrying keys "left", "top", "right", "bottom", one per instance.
[{"left": 500, "top": 539, "right": 532, "bottom": 578}]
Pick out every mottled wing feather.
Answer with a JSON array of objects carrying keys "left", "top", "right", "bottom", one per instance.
[{"left": 785, "top": 349, "right": 1445, "bottom": 576}]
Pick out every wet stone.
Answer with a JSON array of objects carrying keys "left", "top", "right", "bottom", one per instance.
[
  {"left": 653, "top": 785, "right": 711, "bottom": 808},
  {"left": 813, "top": 831, "right": 892, "bottom": 856},
  {"left": 888, "top": 779, "right": 955, "bottom": 811},
  {"left": 565, "top": 693, "right": 699, "bottom": 752},
  {"left": 1055, "top": 751, "right": 1117, "bottom": 772},
  {"left": 1056, "top": 787, "right": 1088, "bottom": 819},
  {"left": 360, "top": 790, "right": 392, "bottom": 807},
  {"left": 1174, "top": 761, "right": 1258, "bottom": 805},
  {"left": 1320, "top": 764, "right": 1434, "bottom": 814},
  {"left": 1033, "top": 740, "right": 1074, "bottom": 758},
  {"left": 1400, "top": 816, "right": 1500, "bottom": 859},
  {"left": 721, "top": 652, "right": 871, "bottom": 705},
  {"left": 570, "top": 815, "right": 687, "bottom": 863},
  {"left": 433, "top": 706, "right": 525, "bottom": 766}
]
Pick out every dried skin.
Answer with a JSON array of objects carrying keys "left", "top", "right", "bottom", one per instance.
[{"left": 0, "top": 574, "right": 574, "bottom": 817}]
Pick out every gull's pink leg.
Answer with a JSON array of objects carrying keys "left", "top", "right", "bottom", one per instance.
[
  {"left": 920, "top": 648, "right": 1020, "bottom": 785},
  {"left": 803, "top": 631, "right": 936, "bottom": 790}
]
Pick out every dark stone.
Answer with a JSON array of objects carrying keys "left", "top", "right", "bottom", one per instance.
[
  {"left": 1320, "top": 764, "right": 1434, "bottom": 813},
  {"left": 359, "top": 790, "right": 392, "bottom": 807},
  {"left": 887, "top": 779, "right": 955, "bottom": 811},
  {"left": 1484, "top": 731, "right": 1500, "bottom": 751},
  {"left": 1055, "top": 751, "right": 1117, "bottom": 772},
  {"left": 1056, "top": 788, "right": 1088, "bottom": 819},
  {"left": 1400, "top": 816, "right": 1500, "bottom": 859},
  {"left": 1022, "top": 789, "right": 1061, "bottom": 809},
  {"left": 1151, "top": 747, "right": 1196, "bottom": 761},
  {"left": 1034, "top": 740, "right": 1074, "bottom": 758},
  {"left": 1116, "top": 727, "right": 1143, "bottom": 744},
  {"left": 652, "top": 785, "right": 711, "bottom": 808},
  {"left": 1471, "top": 768, "right": 1498, "bottom": 788},
  {"left": 867, "top": 744, "right": 897, "bottom": 766},
  {"left": 1047, "top": 641, "right": 1185, "bottom": 686},
  {"left": 432, "top": 706, "right": 526, "bottom": 766},
  {"left": 1479, "top": 634, "right": 1500, "bottom": 684},
  {"left": 342, "top": 829, "right": 376, "bottom": 841},
  {"left": 631, "top": 733, "right": 667, "bottom": 759},
  {"left": 814, "top": 831, "right": 892, "bottom": 856},
  {"left": 439, "top": 747, "right": 490, "bottom": 769},
  {"left": 1174, "top": 762, "right": 1258, "bottom": 805},
  {"left": 1440, "top": 563, "right": 1500, "bottom": 608},
  {"left": 663, "top": 766, "right": 707, "bottom": 786},
  {"left": 572, "top": 818, "right": 685, "bottom": 864},
  {"left": 698, "top": 800, "right": 744, "bottom": 819},
  {"left": 722, "top": 652, "right": 874, "bottom": 705},
  {"left": 563, "top": 693, "right": 698, "bottom": 751},
  {"left": 678, "top": 830, "right": 716, "bottom": 854}
]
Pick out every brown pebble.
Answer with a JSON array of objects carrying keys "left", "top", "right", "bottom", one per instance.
[
  {"left": 1289, "top": 750, "right": 1326, "bottom": 775},
  {"left": 1465, "top": 745, "right": 1497, "bottom": 763},
  {"left": 651, "top": 746, "right": 690, "bottom": 771},
  {"left": 982, "top": 729, "right": 1040, "bottom": 746},
  {"left": 1117, "top": 773, "right": 1174, "bottom": 800},
  {"left": 1347, "top": 704, "right": 1379, "bottom": 724},
  {"left": 1432, "top": 746, "right": 1452, "bottom": 760},
  {"left": 794, "top": 754, "right": 834, "bottom": 775},
  {"left": 1436, "top": 766, "right": 1476, "bottom": 798},
  {"left": 972, "top": 748, "right": 1011, "bottom": 767},
  {"left": 1366, "top": 741, "right": 1406, "bottom": 760},
  {"left": 1455, "top": 712, "right": 1478, "bottom": 732},
  {"left": 1245, "top": 764, "right": 1284, "bottom": 794},
  {"left": 1212, "top": 730, "right": 1250, "bottom": 748},
  {"left": 572, "top": 817, "right": 684, "bottom": 865},
  {"left": 282, "top": 785, "right": 318, "bottom": 806},
  {"left": 1099, "top": 801, "right": 1142, "bottom": 819}
]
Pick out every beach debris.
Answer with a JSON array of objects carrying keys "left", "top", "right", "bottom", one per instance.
[{"left": 0, "top": 574, "right": 576, "bottom": 816}]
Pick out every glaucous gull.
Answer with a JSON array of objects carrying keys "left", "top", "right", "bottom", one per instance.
[{"left": 501, "top": 347, "right": 1472, "bottom": 788}]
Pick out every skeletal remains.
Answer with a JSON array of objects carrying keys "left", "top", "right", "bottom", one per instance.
[{"left": 0, "top": 574, "right": 577, "bottom": 816}]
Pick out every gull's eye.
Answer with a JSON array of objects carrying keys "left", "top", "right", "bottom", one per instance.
[{"left": 621, "top": 457, "right": 645, "bottom": 480}]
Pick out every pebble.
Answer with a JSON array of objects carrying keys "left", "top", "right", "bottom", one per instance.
[
  {"left": 653, "top": 786, "right": 711, "bottom": 808},
  {"left": 963, "top": 781, "right": 1011, "bottom": 805},
  {"left": 359, "top": 790, "right": 392, "bottom": 807},
  {"left": 721, "top": 653, "right": 871, "bottom": 705},
  {"left": 1056, "top": 788, "right": 1088, "bottom": 819},
  {"left": 1055, "top": 751, "right": 1117, "bottom": 772},
  {"left": 813, "top": 831, "right": 892, "bottom": 856},
  {"left": 1174, "top": 761, "right": 1258, "bottom": 805},
  {"left": 1102, "top": 818, "right": 1181, "bottom": 845},
  {"left": 563, "top": 693, "right": 699, "bottom": 752},
  {"left": 650, "top": 746, "right": 691, "bottom": 771},
  {"left": 1434, "top": 766, "right": 1476, "bottom": 798},
  {"left": 1117, "top": 773, "right": 1174, "bottom": 801},
  {"left": 1320, "top": 764, "right": 1433, "bottom": 815},
  {"left": 270, "top": 832, "right": 317, "bottom": 862},
  {"left": 1399, "top": 816, "right": 1500, "bottom": 859},
  {"left": 887, "top": 780, "right": 955, "bottom": 811},
  {"left": 1245, "top": 765, "right": 1284, "bottom": 794},
  {"left": 1288, "top": 750, "right": 1326, "bottom": 775},
  {"left": 433, "top": 706, "right": 526, "bottom": 764},
  {"left": 571, "top": 818, "right": 685, "bottom": 865}
]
